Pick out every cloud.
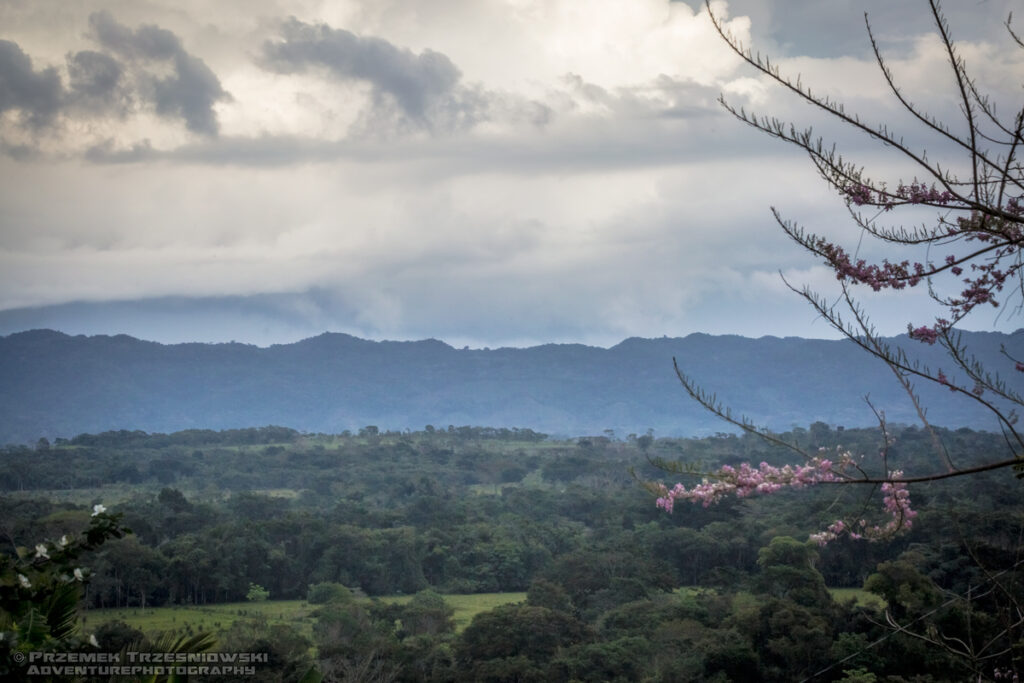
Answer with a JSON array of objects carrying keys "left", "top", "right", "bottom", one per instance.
[
  {"left": 66, "top": 49, "right": 128, "bottom": 113},
  {"left": 0, "top": 150, "right": 833, "bottom": 347},
  {"left": 1, "top": 0, "right": 1021, "bottom": 350},
  {"left": 0, "top": 39, "right": 63, "bottom": 128},
  {"left": 260, "top": 18, "right": 485, "bottom": 134},
  {"left": 151, "top": 51, "right": 226, "bottom": 134},
  {"left": 263, "top": 18, "right": 460, "bottom": 117},
  {"left": 88, "top": 10, "right": 182, "bottom": 61},
  {"left": 88, "top": 10, "right": 228, "bottom": 135},
  {"left": 0, "top": 10, "right": 229, "bottom": 157}
]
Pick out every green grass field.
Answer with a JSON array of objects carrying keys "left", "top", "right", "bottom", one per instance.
[
  {"left": 82, "top": 599, "right": 319, "bottom": 641},
  {"left": 83, "top": 587, "right": 880, "bottom": 644},
  {"left": 378, "top": 592, "right": 528, "bottom": 632},
  {"left": 829, "top": 587, "right": 886, "bottom": 609},
  {"left": 83, "top": 592, "right": 529, "bottom": 641}
]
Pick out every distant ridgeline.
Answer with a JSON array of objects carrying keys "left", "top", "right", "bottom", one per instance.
[
  {"left": 48, "top": 425, "right": 548, "bottom": 449},
  {"left": 2, "top": 328, "right": 1024, "bottom": 444}
]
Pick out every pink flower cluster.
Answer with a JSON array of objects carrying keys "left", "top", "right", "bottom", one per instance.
[
  {"left": 879, "top": 475, "right": 917, "bottom": 529},
  {"left": 894, "top": 182, "right": 955, "bottom": 206},
  {"left": 654, "top": 457, "right": 838, "bottom": 513},
  {"left": 832, "top": 181, "right": 1023, "bottom": 346},
  {"left": 820, "top": 243, "right": 1018, "bottom": 330},
  {"left": 908, "top": 322, "right": 945, "bottom": 345},
  {"left": 808, "top": 473, "right": 917, "bottom": 545},
  {"left": 844, "top": 182, "right": 955, "bottom": 208},
  {"left": 814, "top": 239, "right": 928, "bottom": 291},
  {"left": 655, "top": 455, "right": 918, "bottom": 545},
  {"left": 808, "top": 520, "right": 849, "bottom": 546}
]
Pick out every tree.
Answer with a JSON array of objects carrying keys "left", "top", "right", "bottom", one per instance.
[
  {"left": 158, "top": 487, "right": 193, "bottom": 514},
  {"left": 246, "top": 582, "right": 270, "bottom": 602},
  {"left": 307, "top": 582, "right": 354, "bottom": 605},
  {"left": 0, "top": 506, "right": 130, "bottom": 679},
  {"left": 655, "top": 0, "right": 1024, "bottom": 543},
  {"left": 313, "top": 597, "right": 398, "bottom": 682},
  {"left": 755, "top": 536, "right": 832, "bottom": 608},
  {"left": 214, "top": 617, "right": 317, "bottom": 683},
  {"left": 395, "top": 590, "right": 455, "bottom": 638},
  {"left": 454, "top": 603, "right": 591, "bottom": 680},
  {"left": 90, "top": 535, "right": 168, "bottom": 608}
]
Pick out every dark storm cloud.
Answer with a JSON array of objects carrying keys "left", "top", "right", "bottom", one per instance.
[
  {"left": 89, "top": 10, "right": 183, "bottom": 61},
  {"left": 0, "top": 40, "right": 63, "bottom": 128},
  {"left": 66, "top": 50, "right": 127, "bottom": 113},
  {"left": 87, "top": 10, "right": 227, "bottom": 135},
  {"left": 150, "top": 51, "right": 226, "bottom": 135},
  {"left": 0, "top": 10, "right": 228, "bottom": 159},
  {"left": 261, "top": 18, "right": 474, "bottom": 130}
]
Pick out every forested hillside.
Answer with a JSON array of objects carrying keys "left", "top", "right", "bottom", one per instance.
[
  {"left": 4, "top": 328, "right": 1024, "bottom": 444},
  {"left": 2, "top": 424, "right": 1021, "bottom": 680}
]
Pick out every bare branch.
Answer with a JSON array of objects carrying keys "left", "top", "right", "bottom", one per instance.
[
  {"left": 672, "top": 357, "right": 813, "bottom": 463},
  {"left": 1007, "top": 12, "right": 1024, "bottom": 50}
]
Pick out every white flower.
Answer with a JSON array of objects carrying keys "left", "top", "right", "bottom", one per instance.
[
  {"left": 74, "top": 568, "right": 85, "bottom": 582},
  {"left": 91, "top": 504, "right": 106, "bottom": 517},
  {"left": 35, "top": 544, "right": 49, "bottom": 559},
  {"left": 59, "top": 535, "right": 69, "bottom": 547},
  {"left": 18, "top": 574, "right": 31, "bottom": 589},
  {"left": 89, "top": 634, "right": 99, "bottom": 648}
]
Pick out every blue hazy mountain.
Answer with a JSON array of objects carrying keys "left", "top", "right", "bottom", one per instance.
[{"left": 2, "top": 329, "right": 1023, "bottom": 444}]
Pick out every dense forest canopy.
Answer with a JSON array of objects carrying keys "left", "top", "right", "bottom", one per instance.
[{"left": 2, "top": 424, "right": 1023, "bottom": 680}]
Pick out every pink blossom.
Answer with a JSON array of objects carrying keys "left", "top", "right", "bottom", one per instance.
[
  {"left": 845, "top": 184, "right": 874, "bottom": 206},
  {"left": 842, "top": 181, "right": 955, "bottom": 208},
  {"left": 655, "top": 456, "right": 838, "bottom": 511},
  {"left": 909, "top": 325, "right": 940, "bottom": 344},
  {"left": 657, "top": 454, "right": 916, "bottom": 545}
]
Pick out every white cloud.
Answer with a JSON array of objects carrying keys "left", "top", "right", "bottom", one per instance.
[{"left": 0, "top": 0, "right": 1020, "bottom": 346}]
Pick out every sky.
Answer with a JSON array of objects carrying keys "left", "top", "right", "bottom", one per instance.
[{"left": 0, "top": 0, "right": 1022, "bottom": 348}]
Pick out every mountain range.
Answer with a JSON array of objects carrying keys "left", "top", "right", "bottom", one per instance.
[{"left": 2, "top": 328, "right": 1023, "bottom": 445}]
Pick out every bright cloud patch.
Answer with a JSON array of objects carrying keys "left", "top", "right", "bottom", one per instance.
[{"left": 0, "top": 0, "right": 1020, "bottom": 346}]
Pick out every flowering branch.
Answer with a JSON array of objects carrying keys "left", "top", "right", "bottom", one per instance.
[
  {"left": 660, "top": 1, "right": 1024, "bottom": 543},
  {"left": 650, "top": 450, "right": 921, "bottom": 544},
  {"left": 654, "top": 456, "right": 841, "bottom": 513}
]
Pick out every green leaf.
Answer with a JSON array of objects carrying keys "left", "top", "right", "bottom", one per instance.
[
  {"left": 44, "top": 582, "right": 81, "bottom": 641},
  {"left": 16, "top": 607, "right": 49, "bottom": 648}
]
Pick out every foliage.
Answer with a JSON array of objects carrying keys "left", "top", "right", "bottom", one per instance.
[
  {"left": 454, "top": 603, "right": 591, "bottom": 679},
  {"left": 755, "top": 536, "right": 832, "bottom": 608},
  {"left": 246, "top": 583, "right": 270, "bottom": 602},
  {"left": 394, "top": 590, "right": 455, "bottom": 638},
  {"left": 2, "top": 424, "right": 1023, "bottom": 679},
  {"left": 0, "top": 507, "right": 127, "bottom": 647},
  {"left": 1, "top": 423, "right": 1018, "bottom": 606},
  {"left": 0, "top": 507, "right": 129, "bottom": 680},
  {"left": 307, "top": 582, "right": 354, "bottom": 606},
  {"left": 213, "top": 616, "right": 316, "bottom": 683}
]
